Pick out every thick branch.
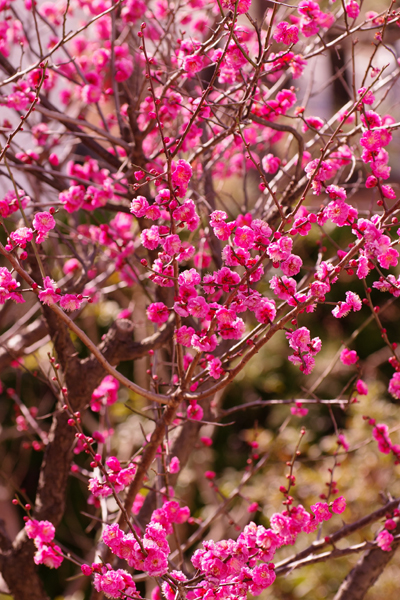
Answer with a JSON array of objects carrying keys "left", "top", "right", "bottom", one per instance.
[
  {"left": 0, "top": 318, "right": 48, "bottom": 371},
  {"left": 333, "top": 531, "right": 400, "bottom": 600},
  {"left": 0, "top": 532, "right": 49, "bottom": 600}
]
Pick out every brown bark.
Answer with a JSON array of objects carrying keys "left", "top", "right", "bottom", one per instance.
[
  {"left": 0, "top": 312, "right": 174, "bottom": 600},
  {"left": 333, "top": 533, "right": 400, "bottom": 600}
]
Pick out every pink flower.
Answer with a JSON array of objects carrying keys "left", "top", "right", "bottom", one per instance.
[
  {"left": 346, "top": 0, "right": 360, "bottom": 18},
  {"left": 173, "top": 199, "right": 196, "bottom": 222},
  {"left": 38, "top": 288, "right": 60, "bottom": 306},
  {"left": 389, "top": 372, "right": 400, "bottom": 400},
  {"left": 270, "top": 275, "right": 297, "bottom": 300},
  {"left": 10, "top": 227, "right": 33, "bottom": 248},
  {"left": 63, "top": 258, "right": 80, "bottom": 274},
  {"left": 310, "top": 502, "right": 332, "bottom": 522},
  {"left": 291, "top": 401, "right": 309, "bottom": 417},
  {"left": 187, "top": 401, "right": 204, "bottom": 421},
  {"left": 340, "top": 348, "right": 358, "bottom": 365},
  {"left": 332, "top": 302, "right": 351, "bottom": 318},
  {"left": 171, "top": 159, "right": 192, "bottom": 197},
  {"left": 191, "top": 333, "right": 217, "bottom": 352},
  {"left": 144, "top": 546, "right": 169, "bottom": 577},
  {"left": 281, "top": 254, "right": 302, "bottom": 276},
  {"left": 25, "top": 519, "right": 55, "bottom": 543},
  {"left": 208, "top": 357, "right": 224, "bottom": 380},
  {"left": 34, "top": 543, "right": 63, "bottom": 569},
  {"left": 267, "top": 236, "right": 292, "bottom": 262},
  {"left": 163, "top": 234, "right": 181, "bottom": 256},
  {"left": 357, "top": 255, "right": 370, "bottom": 279},
  {"left": 60, "top": 185, "right": 85, "bottom": 213},
  {"left": 176, "top": 325, "right": 195, "bottom": 347},
  {"left": 251, "top": 563, "right": 276, "bottom": 589},
  {"left": 169, "top": 457, "right": 180, "bottom": 474},
  {"left": 147, "top": 302, "right": 169, "bottom": 324},
  {"left": 376, "top": 529, "right": 394, "bottom": 551},
  {"left": 91, "top": 376, "right": 119, "bottom": 411},
  {"left": 94, "top": 568, "right": 137, "bottom": 597},
  {"left": 103, "top": 523, "right": 124, "bottom": 554},
  {"left": 255, "top": 299, "right": 276, "bottom": 324},
  {"left": 356, "top": 379, "right": 368, "bottom": 395},
  {"left": 60, "top": 294, "right": 83, "bottom": 311},
  {"left": 225, "top": 41, "right": 249, "bottom": 69},
  {"left": 141, "top": 226, "right": 160, "bottom": 250},
  {"left": 183, "top": 54, "right": 204, "bottom": 75},
  {"left": 298, "top": 0, "right": 321, "bottom": 18},
  {"left": 81, "top": 84, "right": 102, "bottom": 104},
  {"left": 32, "top": 211, "right": 56, "bottom": 243},
  {"left": 234, "top": 226, "right": 255, "bottom": 249},
  {"left": 222, "top": 0, "right": 251, "bottom": 14},
  {"left": 201, "top": 436, "right": 213, "bottom": 446},
  {"left": 273, "top": 21, "right": 299, "bottom": 45},
  {"left": 0, "top": 189, "right": 30, "bottom": 218},
  {"left": 302, "top": 116, "right": 324, "bottom": 132},
  {"left": 215, "top": 267, "right": 241, "bottom": 291},
  {"left": 287, "top": 327, "right": 311, "bottom": 352},
  {"left": 358, "top": 86, "right": 375, "bottom": 105},
  {"left": 262, "top": 153, "right": 281, "bottom": 174},
  {"left": 332, "top": 496, "right": 346, "bottom": 514},
  {"left": 130, "top": 195, "right": 149, "bottom": 217},
  {"left": 337, "top": 434, "right": 349, "bottom": 451},
  {"left": 372, "top": 423, "right": 392, "bottom": 454},
  {"left": 187, "top": 296, "right": 209, "bottom": 319}
]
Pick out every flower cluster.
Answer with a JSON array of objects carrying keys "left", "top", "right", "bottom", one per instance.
[
  {"left": 38, "top": 276, "right": 85, "bottom": 311},
  {"left": 25, "top": 519, "right": 63, "bottom": 569},
  {"left": 81, "top": 498, "right": 347, "bottom": 599},
  {"left": 91, "top": 376, "right": 120, "bottom": 412},
  {"left": 370, "top": 422, "right": 400, "bottom": 463},
  {"left": 0, "top": 267, "right": 24, "bottom": 304},
  {"left": 88, "top": 457, "right": 137, "bottom": 498}
]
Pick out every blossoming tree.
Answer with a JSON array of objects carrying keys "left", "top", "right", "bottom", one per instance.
[{"left": 1, "top": 0, "right": 400, "bottom": 598}]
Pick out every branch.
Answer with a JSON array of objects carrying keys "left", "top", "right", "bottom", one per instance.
[
  {"left": 0, "top": 240, "right": 170, "bottom": 405},
  {"left": 275, "top": 497, "right": 400, "bottom": 572},
  {"left": 0, "top": 53, "right": 122, "bottom": 171},
  {"left": 0, "top": 531, "right": 49, "bottom": 600},
  {"left": 0, "top": 318, "right": 48, "bottom": 371},
  {"left": 249, "top": 114, "right": 304, "bottom": 186},
  {"left": 333, "top": 529, "right": 400, "bottom": 600}
]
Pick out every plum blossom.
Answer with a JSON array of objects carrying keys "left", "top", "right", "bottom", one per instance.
[
  {"left": 32, "top": 211, "right": 56, "bottom": 244},
  {"left": 372, "top": 423, "right": 392, "bottom": 454},
  {"left": 332, "top": 292, "right": 361, "bottom": 318},
  {"left": 310, "top": 502, "right": 332, "bottom": 522},
  {"left": 38, "top": 276, "right": 60, "bottom": 306},
  {"left": 273, "top": 22, "right": 299, "bottom": 45},
  {"left": 9, "top": 227, "right": 33, "bottom": 248},
  {"left": 356, "top": 379, "right": 368, "bottom": 395},
  {"left": 208, "top": 357, "right": 224, "bottom": 379},
  {"left": 291, "top": 401, "right": 308, "bottom": 417},
  {"left": 91, "top": 376, "right": 119, "bottom": 411},
  {"left": 141, "top": 226, "right": 160, "bottom": 250},
  {"left": 34, "top": 544, "right": 64, "bottom": 569},
  {"left": 376, "top": 530, "right": 394, "bottom": 551},
  {"left": 60, "top": 294, "right": 83, "bottom": 311},
  {"left": 262, "top": 153, "right": 281, "bottom": 174},
  {"left": 332, "top": 496, "right": 346, "bottom": 514},
  {"left": 389, "top": 372, "right": 400, "bottom": 400},
  {"left": 340, "top": 348, "right": 358, "bottom": 365},
  {"left": 176, "top": 325, "right": 195, "bottom": 347},
  {"left": 183, "top": 54, "right": 204, "bottom": 75},
  {"left": 147, "top": 302, "right": 169, "bottom": 324}
]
